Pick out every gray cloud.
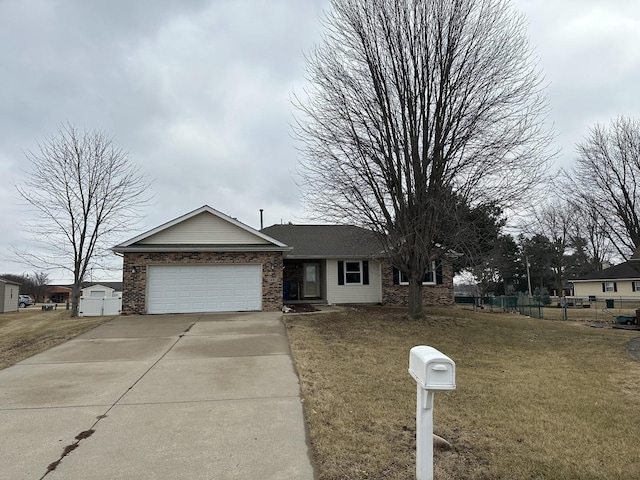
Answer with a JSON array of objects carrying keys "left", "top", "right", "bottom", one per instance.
[{"left": 1, "top": 0, "right": 638, "bottom": 280}]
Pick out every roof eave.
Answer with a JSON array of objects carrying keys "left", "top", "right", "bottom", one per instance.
[
  {"left": 284, "top": 253, "right": 386, "bottom": 259},
  {"left": 571, "top": 277, "right": 640, "bottom": 283},
  {"left": 112, "top": 245, "right": 292, "bottom": 253},
  {"left": 115, "top": 205, "right": 289, "bottom": 249}
]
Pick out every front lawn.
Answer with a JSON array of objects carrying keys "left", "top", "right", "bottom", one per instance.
[
  {"left": 285, "top": 307, "right": 640, "bottom": 479},
  {"left": 0, "top": 308, "right": 113, "bottom": 369}
]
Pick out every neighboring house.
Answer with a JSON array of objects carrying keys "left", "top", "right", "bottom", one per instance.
[
  {"left": 0, "top": 277, "right": 20, "bottom": 313},
  {"left": 572, "top": 253, "right": 640, "bottom": 298},
  {"left": 47, "top": 286, "right": 72, "bottom": 303},
  {"left": 262, "top": 224, "right": 454, "bottom": 308},
  {"left": 112, "top": 205, "right": 291, "bottom": 315}
]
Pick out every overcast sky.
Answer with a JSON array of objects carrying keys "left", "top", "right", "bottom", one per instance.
[{"left": 1, "top": 0, "right": 639, "bottom": 282}]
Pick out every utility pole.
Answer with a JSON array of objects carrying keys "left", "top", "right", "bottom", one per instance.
[{"left": 526, "top": 255, "right": 532, "bottom": 298}]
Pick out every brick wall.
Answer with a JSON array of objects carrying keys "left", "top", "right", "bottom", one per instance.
[
  {"left": 380, "top": 259, "right": 454, "bottom": 307},
  {"left": 121, "top": 251, "right": 284, "bottom": 315}
]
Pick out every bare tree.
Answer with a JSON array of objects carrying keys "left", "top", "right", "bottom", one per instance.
[
  {"left": 30, "top": 271, "right": 50, "bottom": 303},
  {"left": 568, "top": 200, "right": 612, "bottom": 271},
  {"left": 521, "top": 200, "right": 575, "bottom": 295},
  {"left": 15, "top": 123, "right": 150, "bottom": 316},
  {"left": 295, "top": 0, "right": 553, "bottom": 318},
  {"left": 564, "top": 116, "right": 640, "bottom": 259}
]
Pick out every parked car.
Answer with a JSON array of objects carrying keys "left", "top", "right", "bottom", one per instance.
[{"left": 19, "top": 295, "right": 34, "bottom": 308}]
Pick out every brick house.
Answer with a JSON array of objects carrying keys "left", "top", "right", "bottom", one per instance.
[
  {"left": 262, "top": 224, "right": 454, "bottom": 308},
  {"left": 112, "top": 206, "right": 454, "bottom": 315}
]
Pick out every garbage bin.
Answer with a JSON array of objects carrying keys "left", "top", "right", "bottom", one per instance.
[{"left": 606, "top": 299, "right": 614, "bottom": 309}]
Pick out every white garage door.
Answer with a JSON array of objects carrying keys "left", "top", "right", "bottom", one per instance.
[{"left": 147, "top": 264, "right": 262, "bottom": 314}]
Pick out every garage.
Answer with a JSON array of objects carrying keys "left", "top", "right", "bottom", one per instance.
[
  {"left": 147, "top": 264, "right": 262, "bottom": 314},
  {"left": 113, "top": 206, "right": 290, "bottom": 315}
]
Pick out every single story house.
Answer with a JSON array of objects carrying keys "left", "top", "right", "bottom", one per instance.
[
  {"left": 571, "top": 251, "right": 640, "bottom": 298},
  {"left": 261, "top": 224, "right": 453, "bottom": 307},
  {"left": 47, "top": 286, "right": 72, "bottom": 303},
  {"left": 112, "top": 206, "right": 454, "bottom": 315},
  {"left": 0, "top": 277, "right": 20, "bottom": 313}
]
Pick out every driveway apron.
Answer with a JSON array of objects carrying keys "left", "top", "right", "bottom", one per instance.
[{"left": 0, "top": 312, "right": 315, "bottom": 480}]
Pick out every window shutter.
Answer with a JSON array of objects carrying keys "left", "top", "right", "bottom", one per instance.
[
  {"left": 435, "top": 263, "right": 443, "bottom": 285},
  {"left": 392, "top": 267, "right": 400, "bottom": 285},
  {"left": 614, "top": 282, "right": 617, "bottom": 292},
  {"left": 338, "top": 261, "right": 344, "bottom": 285},
  {"left": 633, "top": 282, "right": 637, "bottom": 292},
  {"left": 602, "top": 283, "right": 605, "bottom": 293},
  {"left": 362, "top": 261, "right": 369, "bottom": 285}
]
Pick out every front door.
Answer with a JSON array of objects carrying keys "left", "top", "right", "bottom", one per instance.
[{"left": 303, "top": 263, "right": 320, "bottom": 298}]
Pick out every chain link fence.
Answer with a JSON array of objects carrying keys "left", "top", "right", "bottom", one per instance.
[{"left": 454, "top": 295, "right": 640, "bottom": 324}]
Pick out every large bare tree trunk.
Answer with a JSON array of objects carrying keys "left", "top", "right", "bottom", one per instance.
[
  {"left": 408, "top": 280, "right": 424, "bottom": 320},
  {"left": 71, "top": 284, "right": 81, "bottom": 318}
]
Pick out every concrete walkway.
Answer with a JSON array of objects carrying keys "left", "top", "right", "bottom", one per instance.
[{"left": 0, "top": 313, "right": 316, "bottom": 480}]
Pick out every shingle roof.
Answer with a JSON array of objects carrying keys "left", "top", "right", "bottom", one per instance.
[
  {"left": 572, "top": 260, "right": 640, "bottom": 281},
  {"left": 80, "top": 282, "right": 123, "bottom": 291},
  {"left": 261, "top": 224, "right": 384, "bottom": 258}
]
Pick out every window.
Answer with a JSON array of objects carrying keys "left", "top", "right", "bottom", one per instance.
[
  {"left": 602, "top": 282, "right": 617, "bottom": 293},
  {"left": 633, "top": 281, "right": 640, "bottom": 292},
  {"left": 337, "top": 261, "right": 370, "bottom": 286},
  {"left": 345, "top": 261, "right": 362, "bottom": 284},
  {"left": 398, "top": 262, "right": 437, "bottom": 285}
]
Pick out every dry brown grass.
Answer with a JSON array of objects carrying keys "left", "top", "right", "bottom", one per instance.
[
  {"left": 0, "top": 307, "right": 113, "bottom": 369},
  {"left": 285, "top": 306, "right": 640, "bottom": 480}
]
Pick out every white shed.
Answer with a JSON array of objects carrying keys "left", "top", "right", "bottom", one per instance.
[
  {"left": 81, "top": 284, "right": 116, "bottom": 298},
  {"left": 79, "top": 283, "right": 122, "bottom": 317},
  {"left": 0, "top": 277, "right": 20, "bottom": 313}
]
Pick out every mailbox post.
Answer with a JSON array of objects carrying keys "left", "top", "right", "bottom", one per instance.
[{"left": 408, "top": 346, "right": 456, "bottom": 480}]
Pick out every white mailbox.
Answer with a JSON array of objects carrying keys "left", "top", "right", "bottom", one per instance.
[
  {"left": 409, "top": 345, "right": 456, "bottom": 480},
  {"left": 409, "top": 346, "right": 456, "bottom": 391}
]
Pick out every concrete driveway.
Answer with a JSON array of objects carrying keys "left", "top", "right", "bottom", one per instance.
[{"left": 0, "top": 312, "right": 316, "bottom": 480}]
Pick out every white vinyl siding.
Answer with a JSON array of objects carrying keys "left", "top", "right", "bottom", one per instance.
[
  {"left": 82, "top": 284, "right": 116, "bottom": 298},
  {"left": 147, "top": 264, "right": 262, "bottom": 314},
  {"left": 140, "top": 212, "right": 270, "bottom": 245},
  {"left": 1, "top": 283, "right": 19, "bottom": 313},
  {"left": 326, "top": 259, "right": 382, "bottom": 304},
  {"left": 573, "top": 280, "right": 640, "bottom": 298}
]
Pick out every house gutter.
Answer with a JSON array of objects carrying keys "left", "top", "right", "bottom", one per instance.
[{"left": 111, "top": 246, "right": 293, "bottom": 253}]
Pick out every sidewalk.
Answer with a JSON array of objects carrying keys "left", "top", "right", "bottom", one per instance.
[{"left": 0, "top": 312, "right": 316, "bottom": 479}]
